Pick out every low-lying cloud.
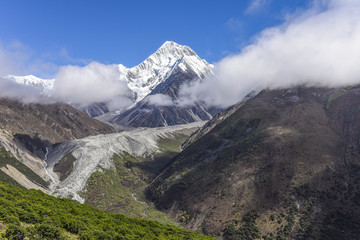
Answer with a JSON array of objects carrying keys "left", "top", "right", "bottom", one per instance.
[
  {"left": 176, "top": 0, "right": 360, "bottom": 108},
  {"left": 0, "top": 77, "right": 43, "bottom": 102},
  {"left": 145, "top": 94, "right": 174, "bottom": 106},
  {"left": 52, "top": 62, "right": 133, "bottom": 109}
]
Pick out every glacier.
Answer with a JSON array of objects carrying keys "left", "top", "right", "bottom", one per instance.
[{"left": 44, "top": 122, "right": 206, "bottom": 203}]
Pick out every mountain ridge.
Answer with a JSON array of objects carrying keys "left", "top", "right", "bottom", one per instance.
[{"left": 5, "top": 41, "right": 213, "bottom": 118}]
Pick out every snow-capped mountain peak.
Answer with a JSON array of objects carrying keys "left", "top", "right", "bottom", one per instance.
[
  {"left": 120, "top": 41, "right": 213, "bottom": 104},
  {"left": 4, "top": 41, "right": 213, "bottom": 113},
  {"left": 4, "top": 75, "right": 55, "bottom": 95}
]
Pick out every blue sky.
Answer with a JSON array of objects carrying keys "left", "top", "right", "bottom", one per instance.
[{"left": 0, "top": 0, "right": 313, "bottom": 76}]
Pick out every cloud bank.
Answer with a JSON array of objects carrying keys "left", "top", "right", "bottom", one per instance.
[
  {"left": 0, "top": 41, "right": 133, "bottom": 109},
  {"left": 177, "top": 0, "right": 360, "bottom": 108},
  {"left": 52, "top": 62, "right": 133, "bottom": 109}
]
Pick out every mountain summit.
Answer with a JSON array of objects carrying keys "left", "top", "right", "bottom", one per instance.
[
  {"left": 111, "top": 42, "right": 218, "bottom": 127},
  {"left": 118, "top": 41, "right": 213, "bottom": 104}
]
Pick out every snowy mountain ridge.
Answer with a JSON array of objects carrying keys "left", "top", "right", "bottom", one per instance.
[
  {"left": 4, "top": 74, "right": 55, "bottom": 95},
  {"left": 4, "top": 41, "right": 213, "bottom": 106}
]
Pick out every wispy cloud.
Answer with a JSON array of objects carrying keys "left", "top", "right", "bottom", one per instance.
[
  {"left": 226, "top": 17, "right": 243, "bottom": 32},
  {"left": 58, "top": 48, "right": 91, "bottom": 65},
  {"left": 0, "top": 40, "right": 28, "bottom": 76},
  {"left": 245, "top": 0, "right": 269, "bottom": 15},
  {"left": 0, "top": 39, "right": 59, "bottom": 78}
]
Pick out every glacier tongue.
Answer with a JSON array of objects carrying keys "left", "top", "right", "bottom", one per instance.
[{"left": 44, "top": 122, "right": 206, "bottom": 203}]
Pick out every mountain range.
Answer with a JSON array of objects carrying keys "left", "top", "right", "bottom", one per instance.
[
  {"left": 5, "top": 41, "right": 216, "bottom": 128},
  {"left": 2, "top": 41, "right": 360, "bottom": 240}
]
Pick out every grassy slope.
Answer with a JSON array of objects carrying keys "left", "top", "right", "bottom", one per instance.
[
  {"left": 147, "top": 87, "right": 360, "bottom": 239},
  {"left": 0, "top": 181, "right": 214, "bottom": 240},
  {"left": 81, "top": 133, "right": 190, "bottom": 225}
]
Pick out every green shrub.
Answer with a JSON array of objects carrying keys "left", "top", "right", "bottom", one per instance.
[
  {"left": 4, "top": 224, "right": 27, "bottom": 240},
  {"left": 223, "top": 211, "right": 260, "bottom": 240},
  {"left": 2, "top": 215, "right": 20, "bottom": 225},
  {"left": 61, "top": 218, "right": 87, "bottom": 234},
  {"left": 0, "top": 181, "right": 213, "bottom": 240},
  {"left": 36, "top": 223, "right": 64, "bottom": 240}
]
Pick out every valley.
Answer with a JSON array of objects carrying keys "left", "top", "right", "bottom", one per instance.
[
  {"left": 3, "top": 0, "right": 360, "bottom": 239},
  {"left": 44, "top": 122, "right": 204, "bottom": 223},
  {"left": 1, "top": 41, "right": 360, "bottom": 240}
]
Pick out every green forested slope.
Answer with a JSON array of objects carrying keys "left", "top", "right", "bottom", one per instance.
[{"left": 0, "top": 181, "right": 214, "bottom": 240}]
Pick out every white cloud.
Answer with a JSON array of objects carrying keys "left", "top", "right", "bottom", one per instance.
[
  {"left": 145, "top": 94, "right": 174, "bottom": 106},
  {"left": 245, "top": 0, "right": 269, "bottom": 14},
  {"left": 53, "top": 62, "right": 133, "bottom": 107},
  {"left": 177, "top": 0, "right": 360, "bottom": 108}
]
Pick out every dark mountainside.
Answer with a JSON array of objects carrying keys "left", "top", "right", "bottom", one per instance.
[
  {"left": 80, "top": 102, "right": 110, "bottom": 118},
  {"left": 0, "top": 98, "right": 115, "bottom": 157},
  {"left": 147, "top": 86, "right": 360, "bottom": 239}
]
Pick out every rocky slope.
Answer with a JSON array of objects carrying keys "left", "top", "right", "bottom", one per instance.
[{"left": 147, "top": 86, "right": 360, "bottom": 239}]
